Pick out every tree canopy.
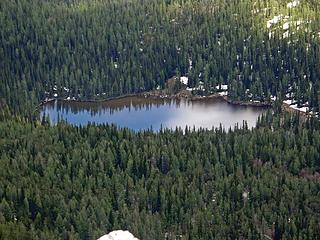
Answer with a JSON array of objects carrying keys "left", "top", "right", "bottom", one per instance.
[{"left": 0, "top": 0, "right": 319, "bottom": 114}]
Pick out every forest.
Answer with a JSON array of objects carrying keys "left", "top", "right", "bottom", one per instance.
[
  {"left": 0, "top": 0, "right": 320, "bottom": 239},
  {"left": 0, "top": 0, "right": 319, "bottom": 115},
  {"left": 0, "top": 113, "right": 320, "bottom": 239}
]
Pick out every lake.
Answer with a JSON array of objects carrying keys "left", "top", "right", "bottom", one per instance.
[{"left": 41, "top": 97, "right": 267, "bottom": 131}]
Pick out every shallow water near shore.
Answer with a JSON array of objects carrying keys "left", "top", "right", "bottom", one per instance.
[{"left": 41, "top": 96, "right": 267, "bottom": 131}]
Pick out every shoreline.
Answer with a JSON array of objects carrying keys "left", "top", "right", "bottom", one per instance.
[
  {"left": 36, "top": 91, "right": 319, "bottom": 121},
  {"left": 38, "top": 91, "right": 272, "bottom": 109}
]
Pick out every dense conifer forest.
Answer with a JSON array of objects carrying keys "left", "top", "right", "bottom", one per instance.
[
  {"left": 1, "top": 0, "right": 320, "bottom": 239},
  {"left": 0, "top": 113, "right": 320, "bottom": 239},
  {"left": 0, "top": 0, "right": 319, "bottom": 114}
]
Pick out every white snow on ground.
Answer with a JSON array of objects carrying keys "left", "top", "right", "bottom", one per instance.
[
  {"left": 269, "top": 32, "right": 274, "bottom": 39},
  {"left": 242, "top": 191, "right": 249, "bottom": 200},
  {"left": 186, "top": 84, "right": 206, "bottom": 92},
  {"left": 218, "top": 91, "right": 228, "bottom": 96},
  {"left": 297, "top": 107, "right": 308, "bottom": 113},
  {"left": 63, "top": 87, "right": 70, "bottom": 92},
  {"left": 290, "top": 104, "right": 309, "bottom": 113},
  {"left": 283, "top": 99, "right": 293, "bottom": 105},
  {"left": 283, "top": 99, "right": 309, "bottom": 113},
  {"left": 186, "top": 87, "right": 194, "bottom": 91},
  {"left": 287, "top": 0, "right": 300, "bottom": 9},
  {"left": 270, "top": 95, "right": 277, "bottom": 101},
  {"left": 98, "top": 230, "right": 139, "bottom": 240},
  {"left": 252, "top": 7, "right": 270, "bottom": 14},
  {"left": 53, "top": 93, "right": 58, "bottom": 97},
  {"left": 283, "top": 31, "right": 290, "bottom": 38},
  {"left": 309, "top": 111, "right": 319, "bottom": 115},
  {"left": 180, "top": 76, "right": 188, "bottom": 85},
  {"left": 188, "top": 58, "right": 193, "bottom": 70},
  {"left": 283, "top": 22, "right": 289, "bottom": 30},
  {"left": 285, "top": 92, "right": 293, "bottom": 98},
  {"left": 215, "top": 84, "right": 228, "bottom": 90},
  {"left": 267, "top": 15, "right": 282, "bottom": 28}
]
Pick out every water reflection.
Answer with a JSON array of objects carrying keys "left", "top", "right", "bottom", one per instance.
[{"left": 41, "top": 97, "right": 267, "bottom": 131}]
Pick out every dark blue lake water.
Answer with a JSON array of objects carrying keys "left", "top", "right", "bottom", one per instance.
[{"left": 41, "top": 97, "right": 267, "bottom": 131}]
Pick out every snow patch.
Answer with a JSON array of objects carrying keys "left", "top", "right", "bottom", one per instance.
[
  {"left": 290, "top": 104, "right": 308, "bottom": 113},
  {"left": 180, "top": 76, "right": 188, "bottom": 85},
  {"left": 267, "top": 15, "right": 282, "bottom": 28},
  {"left": 270, "top": 95, "right": 277, "bottom": 101},
  {"left": 218, "top": 91, "right": 228, "bottom": 96},
  {"left": 287, "top": 0, "right": 300, "bottom": 9},
  {"left": 215, "top": 84, "right": 228, "bottom": 90},
  {"left": 283, "top": 22, "right": 289, "bottom": 30},
  {"left": 283, "top": 31, "right": 289, "bottom": 39},
  {"left": 188, "top": 58, "right": 193, "bottom": 70},
  {"left": 242, "top": 191, "right": 249, "bottom": 200},
  {"left": 283, "top": 99, "right": 293, "bottom": 105},
  {"left": 98, "top": 230, "right": 139, "bottom": 240},
  {"left": 284, "top": 99, "right": 309, "bottom": 113},
  {"left": 63, "top": 87, "right": 70, "bottom": 92}
]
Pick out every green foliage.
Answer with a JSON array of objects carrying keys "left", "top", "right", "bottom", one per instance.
[
  {"left": 0, "top": 0, "right": 319, "bottom": 115},
  {"left": 0, "top": 115, "right": 320, "bottom": 239},
  {"left": 1, "top": 0, "right": 320, "bottom": 239}
]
